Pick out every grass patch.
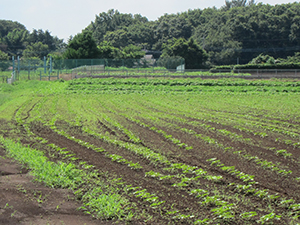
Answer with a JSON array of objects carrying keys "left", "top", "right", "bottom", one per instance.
[{"left": 0, "top": 135, "right": 132, "bottom": 220}]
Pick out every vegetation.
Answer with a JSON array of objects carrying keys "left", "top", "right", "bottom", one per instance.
[
  {"left": 85, "top": 2, "right": 300, "bottom": 65},
  {"left": 0, "top": 77, "right": 300, "bottom": 224},
  {"left": 63, "top": 31, "right": 100, "bottom": 59},
  {"left": 160, "top": 38, "right": 208, "bottom": 69},
  {"left": 0, "top": 20, "right": 64, "bottom": 58},
  {"left": 2, "top": 1, "right": 300, "bottom": 68}
]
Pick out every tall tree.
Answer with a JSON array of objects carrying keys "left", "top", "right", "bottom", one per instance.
[
  {"left": 103, "top": 29, "right": 133, "bottom": 47},
  {"left": 0, "top": 50, "right": 10, "bottom": 71},
  {"left": 64, "top": 30, "right": 99, "bottom": 59},
  {"left": 23, "top": 42, "right": 49, "bottom": 59},
  {"left": 98, "top": 41, "right": 121, "bottom": 58},
  {"left": 2, "top": 29, "right": 28, "bottom": 55},
  {"left": 222, "top": 0, "right": 256, "bottom": 10},
  {"left": 161, "top": 38, "right": 208, "bottom": 69},
  {"left": 86, "top": 9, "right": 148, "bottom": 44},
  {"left": 120, "top": 44, "right": 145, "bottom": 59},
  {"left": 0, "top": 20, "right": 26, "bottom": 38}
]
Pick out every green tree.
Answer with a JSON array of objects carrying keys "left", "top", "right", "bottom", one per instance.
[
  {"left": 127, "top": 22, "right": 155, "bottom": 48},
  {"left": 0, "top": 50, "right": 9, "bottom": 60},
  {"left": 86, "top": 9, "right": 148, "bottom": 44},
  {"left": 120, "top": 44, "right": 145, "bottom": 59},
  {"left": 64, "top": 31, "right": 100, "bottom": 59},
  {"left": 103, "top": 29, "right": 133, "bottom": 48},
  {"left": 47, "top": 52, "right": 64, "bottom": 69},
  {"left": 23, "top": 42, "right": 49, "bottom": 59},
  {"left": 2, "top": 29, "right": 28, "bottom": 55},
  {"left": 161, "top": 38, "right": 208, "bottom": 69},
  {"left": 153, "top": 14, "right": 193, "bottom": 50},
  {"left": 98, "top": 41, "right": 121, "bottom": 58},
  {"left": 222, "top": 0, "right": 256, "bottom": 10},
  {"left": 0, "top": 50, "right": 10, "bottom": 71},
  {"left": 0, "top": 20, "right": 26, "bottom": 38}
]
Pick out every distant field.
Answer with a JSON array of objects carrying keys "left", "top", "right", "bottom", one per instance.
[{"left": 0, "top": 78, "right": 300, "bottom": 224}]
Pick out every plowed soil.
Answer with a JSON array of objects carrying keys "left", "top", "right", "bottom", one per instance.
[{"left": 0, "top": 147, "right": 112, "bottom": 225}]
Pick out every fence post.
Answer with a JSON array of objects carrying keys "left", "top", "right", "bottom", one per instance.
[
  {"left": 44, "top": 56, "right": 46, "bottom": 73},
  {"left": 12, "top": 56, "right": 15, "bottom": 79},
  {"left": 50, "top": 56, "right": 52, "bottom": 74},
  {"left": 28, "top": 61, "right": 30, "bottom": 80},
  {"left": 40, "top": 71, "right": 42, "bottom": 81},
  {"left": 17, "top": 56, "right": 20, "bottom": 79}
]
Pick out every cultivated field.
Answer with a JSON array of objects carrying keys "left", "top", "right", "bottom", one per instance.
[{"left": 0, "top": 78, "right": 300, "bottom": 224}]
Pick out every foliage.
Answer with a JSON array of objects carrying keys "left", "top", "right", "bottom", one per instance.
[
  {"left": 98, "top": 41, "right": 121, "bottom": 59},
  {"left": 157, "top": 56, "right": 184, "bottom": 70},
  {"left": 23, "top": 42, "right": 49, "bottom": 59},
  {"left": 86, "top": 9, "right": 148, "bottom": 44},
  {"left": 248, "top": 54, "right": 276, "bottom": 64},
  {"left": 234, "top": 62, "right": 300, "bottom": 70},
  {"left": 0, "top": 50, "right": 10, "bottom": 71},
  {"left": 0, "top": 20, "right": 26, "bottom": 38},
  {"left": 0, "top": 21, "right": 63, "bottom": 58},
  {"left": 104, "top": 29, "right": 133, "bottom": 48},
  {"left": 121, "top": 44, "right": 145, "bottom": 59},
  {"left": 3, "top": 3, "right": 300, "bottom": 66},
  {"left": 64, "top": 30, "right": 100, "bottom": 59},
  {"left": 281, "top": 52, "right": 300, "bottom": 63},
  {"left": 1, "top": 28, "right": 28, "bottom": 55},
  {"left": 1, "top": 78, "right": 300, "bottom": 223},
  {"left": 161, "top": 38, "right": 208, "bottom": 69},
  {"left": 222, "top": 0, "right": 256, "bottom": 10}
]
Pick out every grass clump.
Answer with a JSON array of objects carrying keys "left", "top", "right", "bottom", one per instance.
[{"left": 0, "top": 135, "right": 132, "bottom": 221}]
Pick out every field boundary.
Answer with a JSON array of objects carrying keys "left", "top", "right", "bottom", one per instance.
[{"left": 73, "top": 74, "right": 300, "bottom": 79}]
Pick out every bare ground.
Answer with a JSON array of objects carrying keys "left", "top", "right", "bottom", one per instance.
[{"left": 0, "top": 147, "right": 115, "bottom": 225}]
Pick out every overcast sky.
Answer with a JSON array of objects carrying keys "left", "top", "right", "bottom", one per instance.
[{"left": 0, "top": 0, "right": 296, "bottom": 42}]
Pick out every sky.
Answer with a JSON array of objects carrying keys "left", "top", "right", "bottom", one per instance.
[{"left": 0, "top": 0, "right": 296, "bottom": 42}]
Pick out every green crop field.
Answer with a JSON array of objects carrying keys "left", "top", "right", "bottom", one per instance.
[{"left": 0, "top": 77, "right": 300, "bottom": 224}]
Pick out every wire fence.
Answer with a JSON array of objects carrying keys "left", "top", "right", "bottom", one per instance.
[{"left": 1, "top": 58, "right": 300, "bottom": 83}]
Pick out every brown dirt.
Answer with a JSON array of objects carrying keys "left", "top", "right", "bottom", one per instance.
[
  {"left": 29, "top": 121, "right": 210, "bottom": 224},
  {"left": 1, "top": 106, "right": 299, "bottom": 224},
  {"left": 0, "top": 147, "right": 114, "bottom": 225},
  {"left": 60, "top": 74, "right": 73, "bottom": 81}
]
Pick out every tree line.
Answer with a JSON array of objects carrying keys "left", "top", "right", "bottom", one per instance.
[{"left": 1, "top": 1, "right": 300, "bottom": 69}]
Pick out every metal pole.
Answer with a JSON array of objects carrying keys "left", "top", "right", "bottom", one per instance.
[
  {"left": 50, "top": 56, "right": 52, "bottom": 73},
  {"left": 17, "top": 56, "right": 20, "bottom": 78},
  {"left": 12, "top": 56, "right": 15, "bottom": 82},
  {"left": 28, "top": 61, "right": 30, "bottom": 80},
  {"left": 44, "top": 56, "right": 46, "bottom": 73},
  {"left": 12, "top": 56, "right": 15, "bottom": 74}
]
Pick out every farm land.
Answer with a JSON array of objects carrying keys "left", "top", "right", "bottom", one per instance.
[{"left": 0, "top": 77, "right": 300, "bottom": 224}]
